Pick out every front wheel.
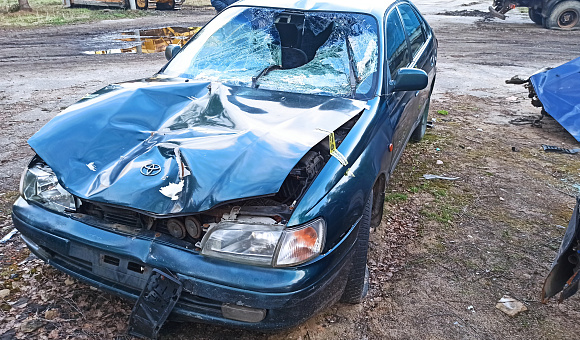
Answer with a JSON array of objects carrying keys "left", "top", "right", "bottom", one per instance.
[
  {"left": 135, "top": 0, "right": 148, "bottom": 9},
  {"left": 545, "top": 1, "right": 580, "bottom": 29},
  {"left": 156, "top": 0, "right": 175, "bottom": 10},
  {"left": 528, "top": 8, "right": 543, "bottom": 25},
  {"left": 340, "top": 193, "right": 372, "bottom": 304}
]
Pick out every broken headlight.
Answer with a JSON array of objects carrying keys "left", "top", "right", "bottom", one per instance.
[
  {"left": 200, "top": 218, "right": 325, "bottom": 267},
  {"left": 20, "top": 160, "right": 75, "bottom": 213}
]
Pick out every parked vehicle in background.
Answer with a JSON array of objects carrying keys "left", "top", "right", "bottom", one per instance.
[
  {"left": 85, "top": 27, "right": 201, "bottom": 55},
  {"left": 210, "top": 0, "right": 238, "bottom": 12},
  {"left": 62, "top": 0, "right": 184, "bottom": 10},
  {"left": 489, "top": 0, "right": 580, "bottom": 29},
  {"left": 13, "top": 0, "right": 436, "bottom": 338}
]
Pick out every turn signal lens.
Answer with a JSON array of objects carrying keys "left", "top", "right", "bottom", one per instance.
[{"left": 274, "top": 219, "right": 325, "bottom": 267}]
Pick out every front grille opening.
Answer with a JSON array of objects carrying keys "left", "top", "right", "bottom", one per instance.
[
  {"left": 54, "top": 252, "right": 93, "bottom": 272},
  {"left": 75, "top": 198, "right": 292, "bottom": 248},
  {"left": 178, "top": 291, "right": 223, "bottom": 314},
  {"left": 104, "top": 210, "right": 139, "bottom": 227},
  {"left": 127, "top": 261, "right": 145, "bottom": 274},
  {"left": 103, "top": 255, "right": 120, "bottom": 266}
]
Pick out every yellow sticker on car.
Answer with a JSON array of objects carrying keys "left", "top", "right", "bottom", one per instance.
[{"left": 329, "top": 132, "right": 348, "bottom": 166}]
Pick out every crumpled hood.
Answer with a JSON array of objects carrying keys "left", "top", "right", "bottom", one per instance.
[{"left": 29, "top": 78, "right": 366, "bottom": 215}]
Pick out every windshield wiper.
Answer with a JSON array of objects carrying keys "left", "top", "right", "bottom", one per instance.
[
  {"left": 345, "top": 36, "right": 360, "bottom": 98},
  {"left": 252, "top": 65, "right": 282, "bottom": 88}
]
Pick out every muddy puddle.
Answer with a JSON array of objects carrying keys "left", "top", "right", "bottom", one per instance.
[{"left": 84, "top": 26, "right": 200, "bottom": 55}]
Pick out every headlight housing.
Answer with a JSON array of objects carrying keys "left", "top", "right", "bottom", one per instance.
[
  {"left": 20, "top": 158, "right": 75, "bottom": 213},
  {"left": 201, "top": 218, "right": 325, "bottom": 267}
]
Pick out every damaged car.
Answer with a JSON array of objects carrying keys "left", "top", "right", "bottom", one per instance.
[
  {"left": 12, "top": 0, "right": 436, "bottom": 337},
  {"left": 543, "top": 197, "right": 580, "bottom": 303}
]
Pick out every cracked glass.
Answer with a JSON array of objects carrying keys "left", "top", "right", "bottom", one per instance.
[{"left": 162, "top": 7, "right": 379, "bottom": 99}]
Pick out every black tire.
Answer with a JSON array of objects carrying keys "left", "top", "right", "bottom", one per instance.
[
  {"left": 135, "top": 0, "right": 148, "bottom": 9},
  {"left": 528, "top": 8, "right": 543, "bottom": 25},
  {"left": 340, "top": 193, "right": 372, "bottom": 304},
  {"left": 370, "top": 177, "right": 385, "bottom": 229},
  {"left": 545, "top": 1, "right": 580, "bottom": 29},
  {"left": 410, "top": 95, "right": 430, "bottom": 142},
  {"left": 156, "top": 0, "right": 174, "bottom": 10}
]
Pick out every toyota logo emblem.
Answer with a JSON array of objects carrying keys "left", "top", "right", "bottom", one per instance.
[{"left": 141, "top": 164, "right": 162, "bottom": 176}]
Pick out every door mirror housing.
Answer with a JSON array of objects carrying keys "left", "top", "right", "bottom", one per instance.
[
  {"left": 165, "top": 44, "right": 181, "bottom": 61},
  {"left": 390, "top": 68, "right": 428, "bottom": 92}
]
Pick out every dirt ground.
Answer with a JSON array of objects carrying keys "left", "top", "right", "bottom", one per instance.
[{"left": 1, "top": 1, "right": 580, "bottom": 339}]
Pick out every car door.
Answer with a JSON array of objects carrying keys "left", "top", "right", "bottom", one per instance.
[
  {"left": 398, "top": 3, "right": 436, "bottom": 133},
  {"left": 384, "top": 6, "right": 414, "bottom": 174}
]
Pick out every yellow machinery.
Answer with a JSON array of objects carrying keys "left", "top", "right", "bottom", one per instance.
[
  {"left": 85, "top": 26, "right": 200, "bottom": 55},
  {"left": 62, "top": 0, "right": 184, "bottom": 10}
]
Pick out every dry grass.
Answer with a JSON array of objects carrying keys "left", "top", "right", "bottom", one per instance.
[{"left": 0, "top": 0, "right": 211, "bottom": 27}]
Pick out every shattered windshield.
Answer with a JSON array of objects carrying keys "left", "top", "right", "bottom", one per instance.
[{"left": 162, "top": 7, "right": 379, "bottom": 99}]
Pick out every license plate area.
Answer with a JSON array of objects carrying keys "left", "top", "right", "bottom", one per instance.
[{"left": 128, "top": 269, "right": 183, "bottom": 339}]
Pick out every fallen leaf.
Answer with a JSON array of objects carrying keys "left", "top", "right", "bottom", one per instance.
[
  {"left": 45, "top": 309, "right": 59, "bottom": 320},
  {"left": 0, "top": 289, "right": 10, "bottom": 299},
  {"left": 20, "top": 318, "right": 46, "bottom": 333},
  {"left": 48, "top": 329, "right": 60, "bottom": 339}
]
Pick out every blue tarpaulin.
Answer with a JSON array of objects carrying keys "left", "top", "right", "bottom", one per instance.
[{"left": 530, "top": 57, "right": 580, "bottom": 142}]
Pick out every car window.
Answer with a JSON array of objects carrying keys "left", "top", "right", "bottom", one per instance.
[
  {"left": 418, "top": 11, "right": 431, "bottom": 39},
  {"left": 398, "top": 4, "right": 426, "bottom": 58},
  {"left": 386, "top": 9, "right": 409, "bottom": 80},
  {"left": 162, "top": 7, "right": 379, "bottom": 99}
]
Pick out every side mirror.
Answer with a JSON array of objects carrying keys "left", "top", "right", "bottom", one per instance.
[
  {"left": 165, "top": 44, "right": 181, "bottom": 61},
  {"left": 391, "top": 68, "right": 428, "bottom": 92}
]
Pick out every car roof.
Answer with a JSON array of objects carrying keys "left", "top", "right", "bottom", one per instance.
[{"left": 232, "top": 0, "right": 397, "bottom": 18}]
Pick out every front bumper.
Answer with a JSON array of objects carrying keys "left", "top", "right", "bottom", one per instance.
[{"left": 12, "top": 198, "right": 358, "bottom": 330}]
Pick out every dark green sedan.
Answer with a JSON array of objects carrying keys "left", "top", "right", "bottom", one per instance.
[{"left": 13, "top": 0, "right": 436, "bottom": 337}]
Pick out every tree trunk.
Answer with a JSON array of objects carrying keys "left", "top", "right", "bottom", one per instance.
[{"left": 18, "top": 0, "right": 33, "bottom": 12}]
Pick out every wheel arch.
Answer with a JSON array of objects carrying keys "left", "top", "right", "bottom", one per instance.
[
  {"left": 542, "top": 0, "right": 572, "bottom": 16},
  {"left": 371, "top": 173, "right": 387, "bottom": 229}
]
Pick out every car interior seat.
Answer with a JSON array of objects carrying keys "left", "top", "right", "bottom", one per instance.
[{"left": 275, "top": 11, "right": 334, "bottom": 69}]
